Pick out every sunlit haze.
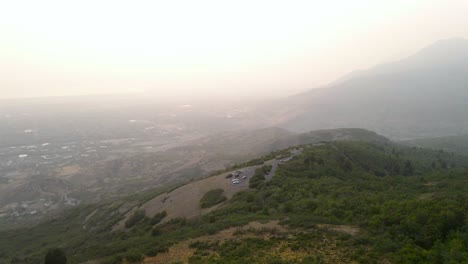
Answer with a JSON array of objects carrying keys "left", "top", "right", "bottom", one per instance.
[{"left": 1, "top": 0, "right": 467, "bottom": 99}]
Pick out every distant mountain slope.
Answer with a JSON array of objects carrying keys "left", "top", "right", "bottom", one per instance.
[
  {"left": 403, "top": 134, "right": 468, "bottom": 156},
  {"left": 267, "top": 38, "right": 468, "bottom": 140}
]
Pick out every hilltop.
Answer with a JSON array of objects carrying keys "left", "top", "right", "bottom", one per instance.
[
  {"left": 0, "top": 127, "right": 386, "bottom": 230},
  {"left": 1, "top": 134, "right": 467, "bottom": 263}
]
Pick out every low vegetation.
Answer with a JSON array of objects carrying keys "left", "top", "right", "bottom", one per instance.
[
  {"left": 404, "top": 134, "right": 468, "bottom": 156},
  {"left": 200, "top": 189, "right": 227, "bottom": 209},
  {"left": 1, "top": 140, "right": 467, "bottom": 263},
  {"left": 44, "top": 248, "right": 67, "bottom": 264},
  {"left": 150, "top": 211, "right": 167, "bottom": 225},
  {"left": 249, "top": 164, "right": 272, "bottom": 189},
  {"left": 125, "top": 210, "right": 146, "bottom": 228}
]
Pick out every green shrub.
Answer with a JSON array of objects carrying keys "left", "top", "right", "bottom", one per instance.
[
  {"left": 151, "top": 227, "right": 162, "bottom": 236},
  {"left": 125, "top": 210, "right": 147, "bottom": 228},
  {"left": 249, "top": 165, "right": 272, "bottom": 189},
  {"left": 124, "top": 249, "right": 144, "bottom": 263},
  {"left": 44, "top": 248, "right": 67, "bottom": 264},
  {"left": 101, "top": 255, "right": 123, "bottom": 264},
  {"left": 200, "top": 189, "right": 227, "bottom": 208},
  {"left": 150, "top": 211, "right": 167, "bottom": 225}
]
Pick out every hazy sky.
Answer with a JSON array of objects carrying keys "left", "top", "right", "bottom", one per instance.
[{"left": 1, "top": 0, "right": 467, "bottom": 99}]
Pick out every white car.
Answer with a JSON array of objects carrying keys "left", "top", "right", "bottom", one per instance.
[{"left": 242, "top": 175, "right": 247, "bottom": 179}]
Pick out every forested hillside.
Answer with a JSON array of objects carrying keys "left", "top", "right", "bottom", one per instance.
[
  {"left": 1, "top": 140, "right": 467, "bottom": 263},
  {"left": 403, "top": 134, "right": 468, "bottom": 156}
]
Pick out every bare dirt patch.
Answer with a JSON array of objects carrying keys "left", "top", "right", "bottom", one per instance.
[
  {"left": 317, "top": 224, "right": 361, "bottom": 236},
  {"left": 114, "top": 166, "right": 259, "bottom": 230},
  {"left": 142, "top": 168, "right": 255, "bottom": 221},
  {"left": 418, "top": 193, "right": 435, "bottom": 200},
  {"left": 143, "top": 221, "right": 285, "bottom": 264}
]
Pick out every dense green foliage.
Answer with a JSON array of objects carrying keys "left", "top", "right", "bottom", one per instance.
[
  {"left": 122, "top": 249, "right": 143, "bottom": 263},
  {"left": 404, "top": 134, "right": 468, "bottom": 156},
  {"left": 198, "top": 142, "right": 468, "bottom": 263},
  {"left": 249, "top": 164, "right": 272, "bottom": 188},
  {"left": 150, "top": 211, "right": 167, "bottom": 225},
  {"left": 1, "top": 141, "right": 467, "bottom": 263},
  {"left": 200, "top": 189, "right": 227, "bottom": 209},
  {"left": 44, "top": 248, "right": 67, "bottom": 264},
  {"left": 213, "top": 142, "right": 468, "bottom": 263},
  {"left": 125, "top": 210, "right": 146, "bottom": 228}
]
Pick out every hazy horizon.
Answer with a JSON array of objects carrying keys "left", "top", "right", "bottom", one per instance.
[
  {"left": 2, "top": 2, "right": 468, "bottom": 260},
  {"left": 1, "top": 0, "right": 468, "bottom": 99}
]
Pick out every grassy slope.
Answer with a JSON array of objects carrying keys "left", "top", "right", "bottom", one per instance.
[{"left": 1, "top": 141, "right": 468, "bottom": 263}]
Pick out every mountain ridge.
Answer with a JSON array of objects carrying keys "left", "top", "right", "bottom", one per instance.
[{"left": 262, "top": 38, "right": 468, "bottom": 139}]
